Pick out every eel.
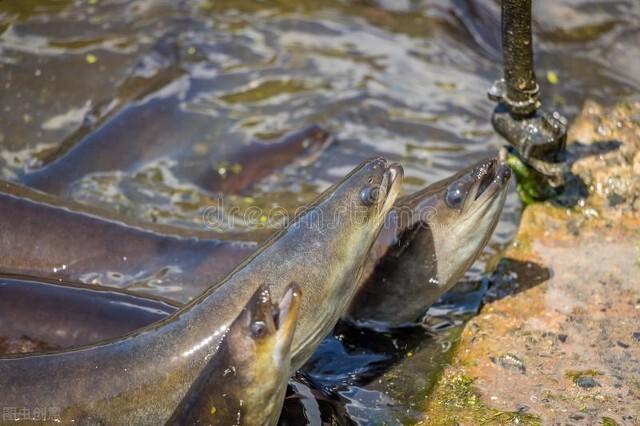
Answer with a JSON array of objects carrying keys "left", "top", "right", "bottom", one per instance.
[
  {"left": 19, "top": 84, "right": 332, "bottom": 196},
  {"left": 19, "top": 22, "right": 332, "bottom": 196},
  {"left": 0, "top": 158, "right": 508, "bottom": 346},
  {"left": 167, "top": 283, "right": 300, "bottom": 426},
  {"left": 346, "top": 156, "right": 511, "bottom": 327},
  {"left": 0, "top": 179, "right": 260, "bottom": 303},
  {"left": 0, "top": 157, "right": 508, "bottom": 308},
  {"left": 0, "top": 282, "right": 298, "bottom": 424},
  {"left": 0, "top": 277, "right": 297, "bottom": 424},
  {"left": 0, "top": 276, "right": 178, "bottom": 351},
  {"left": 0, "top": 158, "right": 401, "bottom": 424}
]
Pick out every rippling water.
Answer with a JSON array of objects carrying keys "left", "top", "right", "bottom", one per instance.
[{"left": 1, "top": 0, "right": 638, "bottom": 423}]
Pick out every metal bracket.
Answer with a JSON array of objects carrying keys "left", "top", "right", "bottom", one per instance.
[{"left": 489, "top": 0, "right": 567, "bottom": 188}]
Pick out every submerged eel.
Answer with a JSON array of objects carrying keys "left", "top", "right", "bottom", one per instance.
[
  {"left": 0, "top": 158, "right": 401, "bottom": 423},
  {"left": 0, "top": 158, "right": 509, "bottom": 351},
  {"left": 20, "top": 91, "right": 332, "bottom": 195},
  {"left": 19, "top": 26, "right": 333, "bottom": 196}
]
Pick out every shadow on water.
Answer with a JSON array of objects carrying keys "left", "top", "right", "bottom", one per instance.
[
  {"left": 279, "top": 258, "right": 550, "bottom": 425},
  {"left": 278, "top": 283, "right": 484, "bottom": 424}
]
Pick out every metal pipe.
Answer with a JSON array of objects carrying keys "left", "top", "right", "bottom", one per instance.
[
  {"left": 501, "top": 0, "right": 539, "bottom": 116},
  {"left": 488, "top": 0, "right": 568, "bottom": 194}
]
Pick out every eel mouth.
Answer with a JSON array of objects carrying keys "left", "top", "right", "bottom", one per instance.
[
  {"left": 464, "top": 156, "right": 511, "bottom": 211},
  {"left": 378, "top": 162, "right": 404, "bottom": 214},
  {"left": 274, "top": 282, "right": 301, "bottom": 339}
]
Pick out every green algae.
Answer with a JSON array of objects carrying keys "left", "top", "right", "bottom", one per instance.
[
  {"left": 219, "top": 80, "right": 310, "bottom": 104},
  {"left": 423, "top": 371, "right": 542, "bottom": 426},
  {"left": 506, "top": 152, "right": 558, "bottom": 206},
  {"left": 423, "top": 329, "right": 542, "bottom": 426},
  {"left": 564, "top": 369, "right": 602, "bottom": 383}
]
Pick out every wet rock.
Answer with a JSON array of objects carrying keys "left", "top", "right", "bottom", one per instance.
[
  {"left": 423, "top": 99, "right": 640, "bottom": 425},
  {"left": 607, "top": 192, "right": 625, "bottom": 207},
  {"left": 493, "top": 353, "right": 526, "bottom": 374},
  {"left": 567, "top": 99, "right": 640, "bottom": 221},
  {"left": 602, "top": 417, "right": 621, "bottom": 426},
  {"left": 575, "top": 376, "right": 600, "bottom": 389}
]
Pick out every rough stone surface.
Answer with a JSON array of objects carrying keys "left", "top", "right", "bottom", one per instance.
[
  {"left": 423, "top": 100, "right": 640, "bottom": 425},
  {"left": 568, "top": 98, "right": 640, "bottom": 220}
]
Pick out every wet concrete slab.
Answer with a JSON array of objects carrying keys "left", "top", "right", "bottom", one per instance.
[{"left": 422, "top": 100, "right": 640, "bottom": 425}]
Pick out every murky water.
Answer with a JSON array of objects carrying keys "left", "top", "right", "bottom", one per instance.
[{"left": 1, "top": 0, "right": 638, "bottom": 424}]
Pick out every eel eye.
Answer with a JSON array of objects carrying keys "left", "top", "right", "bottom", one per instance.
[
  {"left": 250, "top": 321, "right": 268, "bottom": 338},
  {"left": 445, "top": 182, "right": 465, "bottom": 210},
  {"left": 360, "top": 186, "right": 380, "bottom": 206}
]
